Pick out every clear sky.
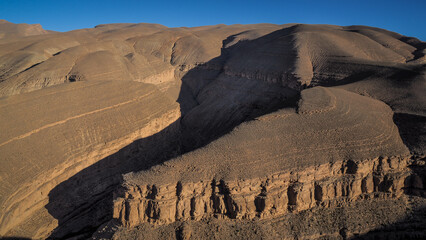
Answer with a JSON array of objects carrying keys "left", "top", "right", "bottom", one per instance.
[{"left": 1, "top": 0, "right": 425, "bottom": 40}]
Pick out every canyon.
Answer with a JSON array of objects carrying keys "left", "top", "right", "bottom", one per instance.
[{"left": 0, "top": 20, "right": 425, "bottom": 239}]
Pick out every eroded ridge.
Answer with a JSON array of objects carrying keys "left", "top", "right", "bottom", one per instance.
[
  {"left": 113, "top": 156, "right": 425, "bottom": 227},
  {"left": 1, "top": 23, "right": 424, "bottom": 97},
  {"left": 0, "top": 81, "right": 180, "bottom": 238},
  {"left": 112, "top": 87, "right": 417, "bottom": 228}
]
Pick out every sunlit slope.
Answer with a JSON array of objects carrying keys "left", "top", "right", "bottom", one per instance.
[
  {"left": 1, "top": 23, "right": 423, "bottom": 97},
  {"left": 0, "top": 80, "right": 179, "bottom": 237}
]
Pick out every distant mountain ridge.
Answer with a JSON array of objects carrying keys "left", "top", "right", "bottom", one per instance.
[{"left": 0, "top": 19, "right": 51, "bottom": 39}]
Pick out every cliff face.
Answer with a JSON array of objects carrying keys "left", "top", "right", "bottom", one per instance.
[
  {"left": 113, "top": 156, "right": 425, "bottom": 227},
  {"left": 105, "top": 84, "right": 425, "bottom": 239},
  {"left": 109, "top": 86, "right": 421, "bottom": 238}
]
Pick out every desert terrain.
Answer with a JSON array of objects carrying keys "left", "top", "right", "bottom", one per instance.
[{"left": 0, "top": 20, "right": 425, "bottom": 239}]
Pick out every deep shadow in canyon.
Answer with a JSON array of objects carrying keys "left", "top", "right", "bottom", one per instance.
[
  {"left": 349, "top": 156, "right": 426, "bottom": 240},
  {"left": 393, "top": 113, "right": 426, "bottom": 156},
  {"left": 351, "top": 203, "right": 426, "bottom": 240},
  {"left": 45, "top": 30, "right": 300, "bottom": 239},
  {"left": 44, "top": 27, "right": 425, "bottom": 239}
]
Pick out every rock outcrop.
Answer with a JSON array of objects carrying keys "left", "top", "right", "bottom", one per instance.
[
  {"left": 112, "top": 87, "right": 415, "bottom": 227},
  {"left": 114, "top": 156, "right": 424, "bottom": 227}
]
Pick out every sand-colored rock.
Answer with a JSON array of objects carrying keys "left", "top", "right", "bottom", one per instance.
[
  {"left": 0, "top": 80, "right": 180, "bottom": 238},
  {"left": 111, "top": 194, "right": 426, "bottom": 240},
  {"left": 0, "top": 22, "right": 423, "bottom": 98},
  {"left": 114, "top": 87, "right": 412, "bottom": 226},
  {"left": 115, "top": 156, "right": 421, "bottom": 227},
  {"left": 0, "top": 21, "right": 424, "bottom": 239},
  {"left": 126, "top": 87, "right": 410, "bottom": 184},
  {"left": 0, "top": 19, "right": 50, "bottom": 39}
]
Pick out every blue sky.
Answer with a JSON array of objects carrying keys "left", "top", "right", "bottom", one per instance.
[{"left": 1, "top": 0, "right": 425, "bottom": 40}]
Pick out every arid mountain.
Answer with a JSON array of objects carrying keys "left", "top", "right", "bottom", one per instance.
[
  {"left": 0, "top": 20, "right": 425, "bottom": 239},
  {"left": 0, "top": 19, "right": 51, "bottom": 39}
]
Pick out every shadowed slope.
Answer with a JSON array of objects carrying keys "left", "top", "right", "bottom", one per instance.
[
  {"left": 0, "top": 81, "right": 180, "bottom": 238},
  {"left": 124, "top": 87, "right": 409, "bottom": 186},
  {"left": 42, "top": 48, "right": 298, "bottom": 239},
  {"left": 336, "top": 65, "right": 426, "bottom": 155},
  {"left": 112, "top": 87, "right": 417, "bottom": 233}
]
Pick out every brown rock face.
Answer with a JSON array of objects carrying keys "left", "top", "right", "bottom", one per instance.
[
  {"left": 114, "top": 156, "right": 421, "bottom": 227},
  {"left": 0, "top": 22, "right": 425, "bottom": 239}
]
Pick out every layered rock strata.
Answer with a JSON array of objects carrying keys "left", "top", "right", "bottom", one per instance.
[
  {"left": 0, "top": 81, "right": 180, "bottom": 238},
  {"left": 114, "top": 156, "right": 424, "bottom": 227},
  {"left": 112, "top": 87, "right": 414, "bottom": 227}
]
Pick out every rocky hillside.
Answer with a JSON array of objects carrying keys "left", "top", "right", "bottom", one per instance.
[
  {"left": 0, "top": 20, "right": 51, "bottom": 39},
  {"left": 0, "top": 21, "right": 424, "bottom": 239}
]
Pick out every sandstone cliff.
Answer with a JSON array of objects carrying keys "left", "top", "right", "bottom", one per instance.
[{"left": 113, "top": 87, "right": 414, "bottom": 226}]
